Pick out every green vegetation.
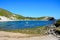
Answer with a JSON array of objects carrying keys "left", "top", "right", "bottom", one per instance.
[
  {"left": 0, "top": 8, "right": 13, "bottom": 18},
  {"left": 0, "top": 8, "right": 25, "bottom": 20},
  {"left": 25, "top": 17, "right": 46, "bottom": 20},
  {"left": 5, "top": 26, "right": 49, "bottom": 35},
  {"left": 55, "top": 19, "right": 60, "bottom": 27},
  {"left": 53, "top": 19, "right": 60, "bottom": 31},
  {"left": 56, "top": 19, "right": 60, "bottom": 24},
  {"left": 0, "top": 8, "right": 52, "bottom": 20},
  {"left": 0, "top": 18, "right": 1, "bottom": 20},
  {"left": 14, "top": 14, "right": 25, "bottom": 19}
]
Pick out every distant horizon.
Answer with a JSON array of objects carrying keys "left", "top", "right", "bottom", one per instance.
[{"left": 0, "top": 0, "right": 60, "bottom": 19}]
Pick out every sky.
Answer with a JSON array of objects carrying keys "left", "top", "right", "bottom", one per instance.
[{"left": 0, "top": 0, "right": 60, "bottom": 19}]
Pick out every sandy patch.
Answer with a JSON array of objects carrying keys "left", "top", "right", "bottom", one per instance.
[{"left": 0, "top": 31, "right": 59, "bottom": 40}]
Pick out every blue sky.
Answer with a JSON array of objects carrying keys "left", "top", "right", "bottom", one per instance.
[{"left": 0, "top": 0, "right": 60, "bottom": 19}]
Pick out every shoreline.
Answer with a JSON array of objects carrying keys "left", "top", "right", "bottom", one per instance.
[
  {"left": 0, "top": 31, "right": 58, "bottom": 40},
  {"left": 0, "top": 31, "right": 42, "bottom": 38},
  {"left": 0, "top": 19, "right": 50, "bottom": 22}
]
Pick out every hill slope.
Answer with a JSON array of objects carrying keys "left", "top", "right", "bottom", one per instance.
[
  {"left": 0, "top": 8, "right": 54, "bottom": 21},
  {"left": 0, "top": 8, "right": 25, "bottom": 21}
]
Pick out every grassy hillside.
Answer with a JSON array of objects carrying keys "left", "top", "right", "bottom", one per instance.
[
  {"left": 0, "top": 8, "right": 53, "bottom": 20},
  {"left": 0, "top": 8, "right": 13, "bottom": 17},
  {"left": 0, "top": 8, "right": 25, "bottom": 20}
]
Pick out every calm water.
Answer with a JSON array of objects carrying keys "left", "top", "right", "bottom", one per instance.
[{"left": 0, "top": 20, "right": 55, "bottom": 30}]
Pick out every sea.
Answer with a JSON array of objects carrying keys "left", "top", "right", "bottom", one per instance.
[{"left": 0, "top": 20, "right": 55, "bottom": 30}]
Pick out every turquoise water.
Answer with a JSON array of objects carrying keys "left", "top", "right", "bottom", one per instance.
[{"left": 0, "top": 20, "right": 55, "bottom": 30}]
